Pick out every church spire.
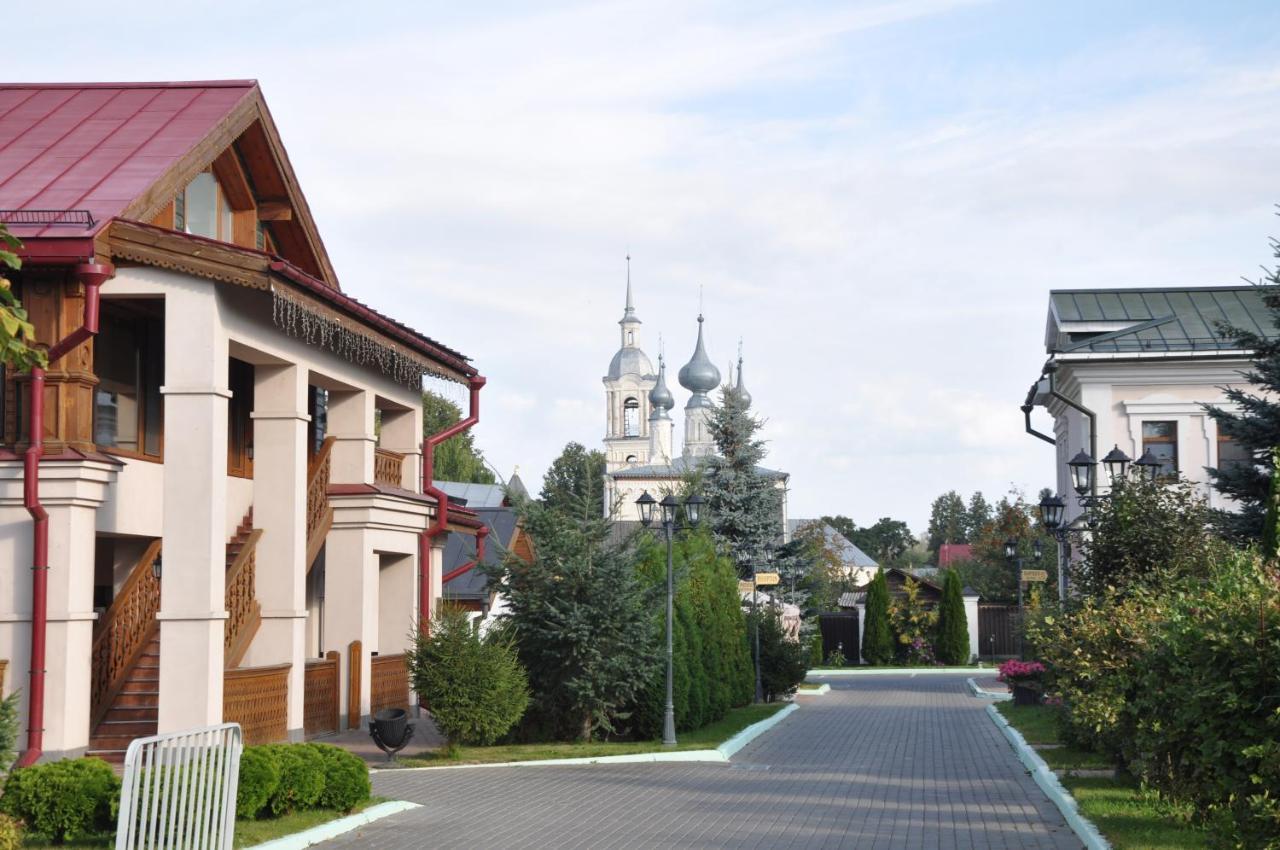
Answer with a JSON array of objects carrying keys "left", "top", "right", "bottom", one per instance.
[{"left": 621, "top": 254, "right": 639, "bottom": 325}]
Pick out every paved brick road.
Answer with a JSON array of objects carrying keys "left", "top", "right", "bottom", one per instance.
[{"left": 326, "top": 675, "right": 1081, "bottom": 849}]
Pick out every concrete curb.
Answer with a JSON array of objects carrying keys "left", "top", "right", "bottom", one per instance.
[
  {"left": 808, "top": 667, "right": 985, "bottom": 677},
  {"left": 796, "top": 683, "right": 831, "bottom": 696},
  {"left": 986, "top": 704, "right": 1110, "bottom": 850},
  {"left": 967, "top": 676, "right": 1012, "bottom": 701},
  {"left": 245, "top": 800, "right": 421, "bottom": 849},
  {"left": 380, "top": 703, "right": 799, "bottom": 772}
]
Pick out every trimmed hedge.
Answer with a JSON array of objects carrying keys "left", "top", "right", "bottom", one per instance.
[
  {"left": 307, "top": 743, "right": 371, "bottom": 813},
  {"left": 236, "top": 742, "right": 370, "bottom": 820},
  {"left": 0, "top": 757, "right": 119, "bottom": 842},
  {"left": 235, "top": 746, "right": 281, "bottom": 819}
]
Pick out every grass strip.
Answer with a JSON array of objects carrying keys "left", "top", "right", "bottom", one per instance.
[
  {"left": 398, "top": 703, "right": 786, "bottom": 767},
  {"left": 994, "top": 702, "right": 1061, "bottom": 745},
  {"left": 1060, "top": 777, "right": 1207, "bottom": 849}
]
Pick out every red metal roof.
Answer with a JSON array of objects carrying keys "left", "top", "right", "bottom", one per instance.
[
  {"left": 938, "top": 543, "right": 974, "bottom": 568},
  {"left": 0, "top": 81, "right": 256, "bottom": 238}
]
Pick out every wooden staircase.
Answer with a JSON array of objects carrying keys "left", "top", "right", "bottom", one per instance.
[{"left": 88, "top": 512, "right": 262, "bottom": 763}]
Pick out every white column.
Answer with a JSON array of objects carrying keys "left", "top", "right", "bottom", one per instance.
[
  {"left": 327, "top": 390, "right": 375, "bottom": 485},
  {"left": 963, "top": 593, "right": 981, "bottom": 664},
  {"left": 245, "top": 363, "right": 309, "bottom": 740},
  {"left": 324, "top": 519, "right": 376, "bottom": 729},
  {"left": 379, "top": 408, "right": 420, "bottom": 491},
  {"left": 158, "top": 283, "right": 229, "bottom": 733}
]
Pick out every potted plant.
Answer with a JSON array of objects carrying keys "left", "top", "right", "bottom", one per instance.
[{"left": 997, "top": 660, "right": 1045, "bottom": 706}]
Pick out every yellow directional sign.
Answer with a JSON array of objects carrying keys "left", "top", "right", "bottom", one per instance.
[
  {"left": 738, "top": 580, "right": 754, "bottom": 594},
  {"left": 1021, "top": 569, "right": 1049, "bottom": 583},
  {"left": 754, "top": 572, "right": 781, "bottom": 587}
]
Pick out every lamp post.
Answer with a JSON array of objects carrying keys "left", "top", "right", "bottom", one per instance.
[
  {"left": 1003, "top": 538, "right": 1024, "bottom": 658},
  {"left": 636, "top": 490, "right": 702, "bottom": 746}
]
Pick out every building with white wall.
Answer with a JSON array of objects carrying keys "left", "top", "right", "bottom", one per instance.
[{"left": 0, "top": 81, "right": 484, "bottom": 763}]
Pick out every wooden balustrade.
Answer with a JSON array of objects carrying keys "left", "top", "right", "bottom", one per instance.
[
  {"left": 89, "top": 540, "right": 162, "bottom": 729},
  {"left": 304, "top": 651, "right": 340, "bottom": 738},
  {"left": 224, "top": 664, "right": 289, "bottom": 745},
  {"left": 370, "top": 653, "right": 410, "bottom": 716},
  {"left": 374, "top": 448, "right": 405, "bottom": 487},
  {"left": 306, "top": 436, "right": 335, "bottom": 572},
  {"left": 224, "top": 529, "right": 263, "bottom": 668}
]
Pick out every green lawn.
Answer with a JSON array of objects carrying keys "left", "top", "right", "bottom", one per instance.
[
  {"left": 797, "top": 682, "right": 825, "bottom": 691},
  {"left": 1061, "top": 778, "right": 1207, "bottom": 849},
  {"left": 994, "top": 703, "right": 1206, "bottom": 849},
  {"left": 399, "top": 703, "right": 786, "bottom": 767}
]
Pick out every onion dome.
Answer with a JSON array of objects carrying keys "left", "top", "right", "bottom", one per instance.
[
  {"left": 649, "top": 355, "right": 675, "bottom": 412},
  {"left": 678, "top": 315, "right": 721, "bottom": 393},
  {"left": 607, "top": 347, "right": 654, "bottom": 379},
  {"left": 734, "top": 355, "right": 752, "bottom": 408}
]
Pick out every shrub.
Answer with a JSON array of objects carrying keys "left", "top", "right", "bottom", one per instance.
[
  {"left": 261, "top": 744, "right": 325, "bottom": 816},
  {"left": 409, "top": 607, "right": 529, "bottom": 747},
  {"left": 0, "top": 757, "right": 119, "bottom": 842},
  {"left": 861, "top": 571, "right": 893, "bottom": 665},
  {"left": 0, "top": 691, "right": 19, "bottom": 773},
  {"left": 934, "top": 570, "right": 969, "bottom": 665},
  {"left": 996, "top": 660, "right": 1045, "bottom": 689},
  {"left": 306, "top": 744, "right": 370, "bottom": 812},
  {"left": 236, "top": 746, "right": 281, "bottom": 819},
  {"left": 889, "top": 577, "right": 938, "bottom": 664},
  {"left": 824, "top": 649, "right": 847, "bottom": 668},
  {"left": 0, "top": 814, "right": 20, "bottom": 850},
  {"left": 748, "top": 606, "right": 808, "bottom": 702},
  {"left": 807, "top": 632, "right": 823, "bottom": 668}
]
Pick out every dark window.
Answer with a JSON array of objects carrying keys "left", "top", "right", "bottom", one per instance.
[
  {"left": 1218, "top": 434, "right": 1253, "bottom": 475},
  {"left": 308, "top": 385, "right": 328, "bottom": 459},
  {"left": 1142, "top": 421, "right": 1178, "bottom": 478},
  {"left": 623, "top": 397, "right": 640, "bottom": 437},
  {"left": 94, "top": 301, "right": 164, "bottom": 458},
  {"left": 228, "top": 358, "right": 254, "bottom": 477}
]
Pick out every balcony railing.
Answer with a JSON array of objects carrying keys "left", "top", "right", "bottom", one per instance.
[{"left": 374, "top": 448, "right": 405, "bottom": 488}]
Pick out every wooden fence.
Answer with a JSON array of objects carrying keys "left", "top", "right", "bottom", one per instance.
[
  {"left": 818, "top": 612, "right": 860, "bottom": 664},
  {"left": 304, "top": 651, "right": 340, "bottom": 738},
  {"left": 370, "top": 653, "right": 410, "bottom": 716},
  {"left": 224, "top": 664, "right": 289, "bottom": 745},
  {"left": 978, "top": 603, "right": 1019, "bottom": 659}
]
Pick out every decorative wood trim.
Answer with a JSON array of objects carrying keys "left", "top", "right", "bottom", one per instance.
[
  {"left": 374, "top": 448, "right": 405, "bottom": 487},
  {"left": 224, "top": 663, "right": 290, "bottom": 745},
  {"left": 224, "top": 529, "right": 264, "bottom": 668},
  {"left": 89, "top": 539, "right": 162, "bottom": 731},
  {"left": 348, "top": 640, "right": 362, "bottom": 730},
  {"left": 306, "top": 436, "right": 335, "bottom": 573},
  {"left": 304, "top": 651, "right": 340, "bottom": 738},
  {"left": 257, "top": 201, "right": 292, "bottom": 221},
  {"left": 370, "top": 654, "right": 410, "bottom": 716},
  {"left": 211, "top": 148, "right": 255, "bottom": 211}
]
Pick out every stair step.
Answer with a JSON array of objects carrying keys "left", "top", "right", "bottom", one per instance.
[
  {"left": 91, "top": 733, "right": 148, "bottom": 750},
  {"left": 103, "top": 706, "right": 157, "bottom": 723},
  {"left": 114, "top": 693, "right": 159, "bottom": 708},
  {"left": 86, "top": 750, "right": 127, "bottom": 765},
  {"left": 96, "top": 719, "right": 157, "bottom": 736},
  {"left": 121, "top": 677, "right": 159, "bottom": 691}
]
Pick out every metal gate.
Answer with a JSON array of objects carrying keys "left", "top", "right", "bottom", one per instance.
[
  {"left": 978, "top": 604, "right": 1019, "bottom": 659},
  {"left": 818, "top": 612, "right": 859, "bottom": 664},
  {"left": 115, "top": 723, "right": 242, "bottom": 850}
]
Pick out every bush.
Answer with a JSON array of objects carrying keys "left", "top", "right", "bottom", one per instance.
[
  {"left": 0, "top": 691, "right": 18, "bottom": 773},
  {"left": 748, "top": 606, "right": 807, "bottom": 702},
  {"left": 807, "top": 632, "right": 823, "bottom": 668},
  {"left": 861, "top": 571, "right": 893, "bottom": 665},
  {"left": 261, "top": 744, "right": 325, "bottom": 816},
  {"left": 306, "top": 744, "right": 370, "bottom": 812},
  {"left": 824, "top": 649, "right": 846, "bottom": 667},
  {"left": 890, "top": 577, "right": 938, "bottom": 665},
  {"left": 0, "top": 757, "right": 119, "bottom": 842},
  {"left": 409, "top": 607, "right": 529, "bottom": 747},
  {"left": 934, "top": 570, "right": 969, "bottom": 665},
  {"left": 0, "top": 814, "right": 20, "bottom": 850},
  {"left": 236, "top": 746, "right": 281, "bottom": 819}
]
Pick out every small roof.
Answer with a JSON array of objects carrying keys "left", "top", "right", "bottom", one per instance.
[
  {"left": 434, "top": 480, "right": 509, "bottom": 509},
  {"left": 788, "top": 520, "right": 877, "bottom": 568},
  {"left": 1047, "top": 286, "right": 1277, "bottom": 354},
  {"left": 937, "top": 543, "right": 973, "bottom": 568},
  {"left": 0, "top": 82, "right": 256, "bottom": 239}
]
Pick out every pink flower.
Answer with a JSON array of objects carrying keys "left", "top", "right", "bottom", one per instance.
[{"left": 997, "top": 660, "right": 1045, "bottom": 683}]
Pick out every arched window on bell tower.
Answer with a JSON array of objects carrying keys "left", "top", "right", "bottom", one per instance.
[{"left": 623, "top": 397, "right": 640, "bottom": 437}]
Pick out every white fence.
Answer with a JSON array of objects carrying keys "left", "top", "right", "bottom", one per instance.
[{"left": 115, "top": 723, "right": 243, "bottom": 850}]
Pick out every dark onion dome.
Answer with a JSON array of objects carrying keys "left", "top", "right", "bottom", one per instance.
[
  {"left": 607, "top": 346, "right": 654, "bottom": 379},
  {"left": 678, "top": 315, "right": 720, "bottom": 393},
  {"left": 649, "top": 355, "right": 675, "bottom": 411},
  {"left": 734, "top": 356, "right": 752, "bottom": 407}
]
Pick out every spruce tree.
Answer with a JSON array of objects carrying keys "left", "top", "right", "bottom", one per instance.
[
  {"left": 1205, "top": 254, "right": 1280, "bottom": 541},
  {"left": 861, "top": 571, "right": 894, "bottom": 665},
  {"left": 925, "top": 491, "right": 969, "bottom": 561},
  {"left": 934, "top": 569, "right": 969, "bottom": 665},
  {"left": 704, "top": 386, "right": 784, "bottom": 577}
]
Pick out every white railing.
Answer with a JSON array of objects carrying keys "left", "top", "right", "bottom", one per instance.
[{"left": 115, "top": 723, "right": 243, "bottom": 850}]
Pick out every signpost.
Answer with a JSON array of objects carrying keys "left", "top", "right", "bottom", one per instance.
[
  {"left": 754, "top": 572, "right": 780, "bottom": 587},
  {"left": 1020, "top": 569, "right": 1048, "bottom": 583}
]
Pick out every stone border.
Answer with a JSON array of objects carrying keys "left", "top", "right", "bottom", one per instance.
[
  {"left": 379, "top": 703, "right": 799, "bottom": 772},
  {"left": 796, "top": 683, "right": 831, "bottom": 696},
  {"left": 245, "top": 800, "right": 421, "bottom": 849},
  {"left": 809, "top": 667, "right": 984, "bottom": 676},
  {"left": 986, "top": 704, "right": 1110, "bottom": 850},
  {"left": 967, "top": 676, "right": 1012, "bottom": 701}
]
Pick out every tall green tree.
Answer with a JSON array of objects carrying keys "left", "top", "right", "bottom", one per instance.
[
  {"left": 539, "top": 442, "right": 606, "bottom": 519},
  {"left": 422, "top": 391, "right": 495, "bottom": 484},
  {"left": 1205, "top": 253, "right": 1280, "bottom": 541},
  {"left": 925, "top": 491, "right": 969, "bottom": 561},
  {"left": 965, "top": 492, "right": 992, "bottom": 539},
  {"left": 0, "top": 223, "right": 46, "bottom": 372},
  {"left": 704, "top": 387, "right": 783, "bottom": 576},
  {"left": 481, "top": 499, "right": 659, "bottom": 741},
  {"left": 934, "top": 569, "right": 969, "bottom": 665},
  {"left": 861, "top": 571, "right": 894, "bottom": 665},
  {"left": 848, "top": 518, "right": 916, "bottom": 566},
  {"left": 954, "top": 490, "right": 1056, "bottom": 603}
]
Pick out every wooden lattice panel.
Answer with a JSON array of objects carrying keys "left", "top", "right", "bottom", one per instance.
[
  {"left": 370, "top": 654, "right": 410, "bottom": 715},
  {"left": 303, "top": 652, "right": 340, "bottom": 738},
  {"left": 223, "top": 664, "right": 289, "bottom": 745}
]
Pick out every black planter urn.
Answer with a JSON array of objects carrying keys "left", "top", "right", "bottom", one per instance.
[{"left": 1012, "top": 684, "right": 1040, "bottom": 706}]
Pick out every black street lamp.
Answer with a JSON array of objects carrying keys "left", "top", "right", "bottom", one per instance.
[
  {"left": 1067, "top": 450, "right": 1095, "bottom": 496},
  {"left": 1101, "top": 445, "right": 1131, "bottom": 483},
  {"left": 1004, "top": 539, "right": 1026, "bottom": 658},
  {"left": 637, "top": 490, "right": 702, "bottom": 746},
  {"left": 1134, "top": 448, "right": 1162, "bottom": 482}
]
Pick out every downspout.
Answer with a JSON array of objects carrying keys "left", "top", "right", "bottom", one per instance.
[
  {"left": 440, "top": 525, "right": 488, "bottom": 585},
  {"left": 1022, "top": 381, "right": 1055, "bottom": 446},
  {"left": 419, "top": 376, "right": 486, "bottom": 634},
  {"left": 19, "top": 262, "right": 112, "bottom": 767},
  {"left": 1044, "top": 361, "right": 1098, "bottom": 498}
]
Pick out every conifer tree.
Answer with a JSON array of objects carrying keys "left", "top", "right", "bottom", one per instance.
[
  {"left": 934, "top": 569, "right": 969, "bottom": 665},
  {"left": 861, "top": 571, "right": 894, "bottom": 665},
  {"left": 703, "top": 386, "right": 783, "bottom": 577}
]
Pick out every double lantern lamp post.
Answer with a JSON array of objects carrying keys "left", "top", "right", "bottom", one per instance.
[
  {"left": 1036, "top": 444, "right": 1162, "bottom": 602},
  {"left": 636, "top": 490, "right": 703, "bottom": 747}
]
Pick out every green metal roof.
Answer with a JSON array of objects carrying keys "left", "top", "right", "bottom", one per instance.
[{"left": 1049, "top": 286, "right": 1277, "bottom": 354}]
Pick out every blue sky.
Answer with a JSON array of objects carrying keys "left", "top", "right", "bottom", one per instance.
[{"left": 13, "top": 1, "right": 1280, "bottom": 530}]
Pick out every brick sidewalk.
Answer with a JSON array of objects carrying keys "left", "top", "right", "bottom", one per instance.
[{"left": 323, "top": 676, "right": 1081, "bottom": 848}]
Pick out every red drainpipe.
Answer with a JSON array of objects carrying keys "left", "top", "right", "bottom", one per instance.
[
  {"left": 419, "top": 376, "right": 485, "bottom": 634},
  {"left": 18, "top": 262, "right": 112, "bottom": 767},
  {"left": 440, "top": 525, "right": 488, "bottom": 585}
]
